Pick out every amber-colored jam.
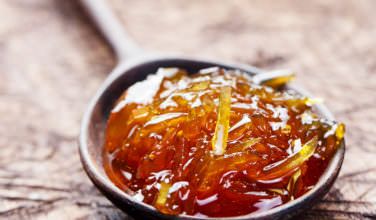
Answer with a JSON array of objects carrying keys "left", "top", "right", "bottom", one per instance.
[{"left": 103, "top": 67, "right": 345, "bottom": 217}]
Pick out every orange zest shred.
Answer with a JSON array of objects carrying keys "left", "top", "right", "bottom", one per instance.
[
  {"left": 211, "top": 86, "right": 232, "bottom": 155},
  {"left": 226, "top": 137, "right": 261, "bottom": 154},
  {"left": 155, "top": 182, "right": 171, "bottom": 211},
  {"left": 262, "top": 73, "right": 295, "bottom": 88},
  {"left": 198, "top": 152, "right": 260, "bottom": 192},
  {"left": 261, "top": 136, "right": 318, "bottom": 180},
  {"left": 305, "top": 98, "right": 323, "bottom": 106},
  {"left": 268, "top": 188, "right": 287, "bottom": 195},
  {"left": 335, "top": 123, "right": 346, "bottom": 141},
  {"left": 287, "top": 168, "right": 302, "bottom": 200},
  {"left": 239, "top": 138, "right": 261, "bottom": 150}
]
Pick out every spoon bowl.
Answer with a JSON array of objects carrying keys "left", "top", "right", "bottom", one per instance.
[{"left": 79, "top": 55, "right": 345, "bottom": 220}]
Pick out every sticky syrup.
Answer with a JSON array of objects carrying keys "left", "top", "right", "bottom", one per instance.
[{"left": 103, "top": 67, "right": 344, "bottom": 217}]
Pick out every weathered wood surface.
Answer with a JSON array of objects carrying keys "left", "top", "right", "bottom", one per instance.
[{"left": 0, "top": 0, "right": 375, "bottom": 219}]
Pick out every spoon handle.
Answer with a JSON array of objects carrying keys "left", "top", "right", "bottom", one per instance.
[{"left": 80, "top": 0, "right": 143, "bottom": 61}]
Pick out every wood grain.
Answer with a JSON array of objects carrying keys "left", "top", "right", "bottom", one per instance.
[{"left": 0, "top": 0, "right": 375, "bottom": 219}]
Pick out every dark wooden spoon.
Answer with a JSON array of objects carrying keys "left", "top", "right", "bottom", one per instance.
[{"left": 78, "top": 0, "right": 345, "bottom": 219}]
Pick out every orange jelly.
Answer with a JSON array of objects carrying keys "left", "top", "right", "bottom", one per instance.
[{"left": 103, "top": 67, "right": 345, "bottom": 217}]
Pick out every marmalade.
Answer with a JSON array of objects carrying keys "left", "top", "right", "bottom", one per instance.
[{"left": 103, "top": 67, "right": 345, "bottom": 217}]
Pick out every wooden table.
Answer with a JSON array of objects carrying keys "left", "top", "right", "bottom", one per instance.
[{"left": 1, "top": 0, "right": 375, "bottom": 219}]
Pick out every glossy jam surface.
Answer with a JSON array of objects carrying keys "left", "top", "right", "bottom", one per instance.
[{"left": 103, "top": 67, "right": 345, "bottom": 217}]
